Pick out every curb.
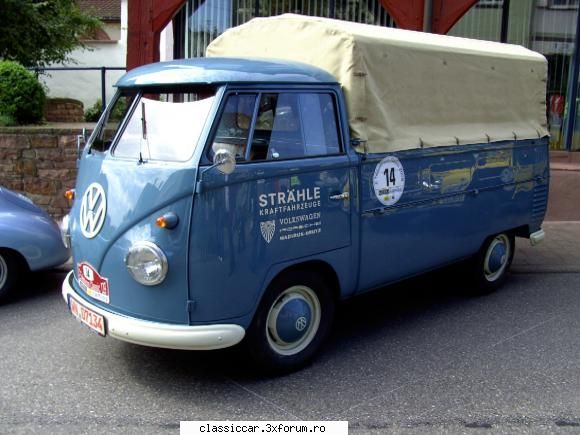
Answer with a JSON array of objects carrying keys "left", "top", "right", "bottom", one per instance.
[{"left": 551, "top": 164, "right": 580, "bottom": 172}]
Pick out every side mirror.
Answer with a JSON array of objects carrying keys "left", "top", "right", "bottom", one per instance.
[
  {"left": 213, "top": 148, "right": 236, "bottom": 175},
  {"left": 195, "top": 148, "right": 237, "bottom": 195}
]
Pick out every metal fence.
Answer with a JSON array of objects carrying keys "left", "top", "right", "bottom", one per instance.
[
  {"left": 179, "top": 0, "right": 395, "bottom": 60},
  {"left": 31, "top": 66, "right": 126, "bottom": 112}
]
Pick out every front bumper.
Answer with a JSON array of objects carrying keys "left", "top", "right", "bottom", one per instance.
[{"left": 61, "top": 271, "right": 245, "bottom": 350}]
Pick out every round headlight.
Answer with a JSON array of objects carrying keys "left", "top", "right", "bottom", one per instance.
[{"left": 125, "top": 241, "right": 168, "bottom": 286}]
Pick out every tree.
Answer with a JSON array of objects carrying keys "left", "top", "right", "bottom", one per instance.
[{"left": 0, "top": 0, "right": 101, "bottom": 68}]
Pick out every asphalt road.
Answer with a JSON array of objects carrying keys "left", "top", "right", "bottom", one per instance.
[{"left": 1, "top": 268, "right": 579, "bottom": 434}]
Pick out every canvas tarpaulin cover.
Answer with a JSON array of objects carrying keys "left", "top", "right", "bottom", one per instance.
[{"left": 206, "top": 14, "right": 548, "bottom": 154}]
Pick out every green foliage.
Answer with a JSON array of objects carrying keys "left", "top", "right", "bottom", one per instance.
[
  {"left": 0, "top": 0, "right": 101, "bottom": 68},
  {"left": 0, "top": 113, "right": 16, "bottom": 127},
  {"left": 84, "top": 100, "right": 103, "bottom": 122},
  {"left": 0, "top": 61, "right": 46, "bottom": 125},
  {"left": 85, "top": 99, "right": 126, "bottom": 122}
]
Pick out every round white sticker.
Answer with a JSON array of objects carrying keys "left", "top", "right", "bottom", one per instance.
[{"left": 373, "top": 156, "right": 405, "bottom": 206}]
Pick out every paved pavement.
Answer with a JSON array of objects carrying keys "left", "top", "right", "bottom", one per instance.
[
  {"left": 1, "top": 259, "right": 579, "bottom": 434},
  {"left": 546, "top": 151, "right": 580, "bottom": 221},
  {"left": 0, "top": 231, "right": 577, "bottom": 435},
  {"left": 513, "top": 221, "right": 580, "bottom": 274},
  {"left": 517, "top": 151, "right": 580, "bottom": 273}
]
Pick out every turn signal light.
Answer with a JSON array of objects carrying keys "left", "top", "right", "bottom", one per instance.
[
  {"left": 156, "top": 217, "right": 168, "bottom": 228},
  {"left": 155, "top": 212, "right": 179, "bottom": 229},
  {"left": 64, "top": 189, "right": 75, "bottom": 201}
]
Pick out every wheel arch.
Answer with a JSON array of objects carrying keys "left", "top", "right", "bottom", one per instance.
[
  {"left": 512, "top": 224, "right": 533, "bottom": 239},
  {"left": 266, "top": 259, "right": 342, "bottom": 304},
  {"left": 0, "top": 247, "right": 30, "bottom": 271},
  {"left": 477, "top": 226, "right": 520, "bottom": 252}
]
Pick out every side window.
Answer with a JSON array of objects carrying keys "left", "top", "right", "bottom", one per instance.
[
  {"left": 266, "top": 93, "right": 302, "bottom": 160},
  {"left": 300, "top": 93, "right": 340, "bottom": 156},
  {"left": 211, "top": 94, "right": 257, "bottom": 159},
  {"left": 90, "top": 94, "right": 134, "bottom": 153},
  {"left": 249, "top": 92, "right": 341, "bottom": 161}
]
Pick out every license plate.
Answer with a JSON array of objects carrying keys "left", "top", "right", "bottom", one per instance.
[{"left": 68, "top": 295, "right": 106, "bottom": 336}]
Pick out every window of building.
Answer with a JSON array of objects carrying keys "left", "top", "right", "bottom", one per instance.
[
  {"left": 476, "top": 0, "right": 504, "bottom": 8},
  {"left": 548, "top": 0, "right": 579, "bottom": 9}
]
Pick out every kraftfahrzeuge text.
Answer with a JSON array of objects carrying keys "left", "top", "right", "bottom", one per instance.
[{"left": 258, "top": 187, "right": 322, "bottom": 243}]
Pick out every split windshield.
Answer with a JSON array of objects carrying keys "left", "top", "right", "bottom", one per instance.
[{"left": 89, "top": 88, "right": 216, "bottom": 162}]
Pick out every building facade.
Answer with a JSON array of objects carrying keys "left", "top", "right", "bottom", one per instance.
[{"left": 40, "top": 0, "right": 127, "bottom": 110}]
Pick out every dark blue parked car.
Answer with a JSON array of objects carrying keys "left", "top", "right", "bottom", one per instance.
[{"left": 0, "top": 187, "right": 70, "bottom": 301}]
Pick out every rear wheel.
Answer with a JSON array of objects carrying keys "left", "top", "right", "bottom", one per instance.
[
  {"left": 244, "top": 269, "right": 335, "bottom": 373},
  {"left": 471, "top": 233, "right": 515, "bottom": 294},
  {"left": 0, "top": 250, "right": 21, "bottom": 302}
]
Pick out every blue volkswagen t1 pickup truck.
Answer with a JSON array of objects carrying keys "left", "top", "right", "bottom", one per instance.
[{"left": 62, "top": 15, "right": 549, "bottom": 372}]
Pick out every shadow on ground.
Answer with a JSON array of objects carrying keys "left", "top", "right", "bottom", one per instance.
[
  {"left": 3, "top": 269, "right": 67, "bottom": 306},
  {"left": 115, "top": 263, "right": 478, "bottom": 383}
]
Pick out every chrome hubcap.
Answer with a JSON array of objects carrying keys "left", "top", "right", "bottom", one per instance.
[
  {"left": 484, "top": 234, "right": 510, "bottom": 282},
  {"left": 0, "top": 255, "right": 7, "bottom": 289},
  {"left": 266, "top": 285, "right": 321, "bottom": 356}
]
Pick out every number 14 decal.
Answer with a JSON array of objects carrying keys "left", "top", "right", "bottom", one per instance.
[
  {"left": 384, "top": 167, "right": 397, "bottom": 186},
  {"left": 373, "top": 156, "right": 406, "bottom": 207}
]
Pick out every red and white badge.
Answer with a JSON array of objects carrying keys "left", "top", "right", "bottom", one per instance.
[{"left": 77, "top": 261, "right": 110, "bottom": 304}]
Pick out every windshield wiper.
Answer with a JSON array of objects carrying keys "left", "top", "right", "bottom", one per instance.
[{"left": 139, "top": 101, "right": 148, "bottom": 164}]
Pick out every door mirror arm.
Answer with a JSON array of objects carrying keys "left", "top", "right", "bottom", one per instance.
[{"left": 195, "top": 149, "right": 237, "bottom": 194}]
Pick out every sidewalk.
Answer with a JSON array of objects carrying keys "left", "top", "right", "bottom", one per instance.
[
  {"left": 513, "top": 221, "right": 580, "bottom": 273},
  {"left": 545, "top": 151, "right": 580, "bottom": 221},
  {"left": 512, "top": 151, "right": 580, "bottom": 273},
  {"left": 513, "top": 152, "right": 580, "bottom": 273}
]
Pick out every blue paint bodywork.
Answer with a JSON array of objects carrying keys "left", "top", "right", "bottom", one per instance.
[
  {"left": 0, "top": 187, "right": 70, "bottom": 270},
  {"left": 116, "top": 58, "right": 337, "bottom": 89},
  {"left": 357, "top": 140, "right": 549, "bottom": 291},
  {"left": 65, "top": 57, "right": 549, "bottom": 337}
]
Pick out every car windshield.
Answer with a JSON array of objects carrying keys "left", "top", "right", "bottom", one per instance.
[{"left": 89, "top": 88, "right": 216, "bottom": 163}]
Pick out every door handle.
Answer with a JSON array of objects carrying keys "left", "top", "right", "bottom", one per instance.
[{"left": 330, "top": 192, "right": 349, "bottom": 201}]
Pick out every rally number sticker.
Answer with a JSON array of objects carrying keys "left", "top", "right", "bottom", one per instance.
[
  {"left": 373, "top": 156, "right": 405, "bottom": 206},
  {"left": 77, "top": 261, "right": 110, "bottom": 304}
]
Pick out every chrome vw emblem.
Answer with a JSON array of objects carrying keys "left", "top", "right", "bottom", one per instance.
[
  {"left": 295, "top": 316, "right": 308, "bottom": 332},
  {"left": 79, "top": 183, "right": 107, "bottom": 239}
]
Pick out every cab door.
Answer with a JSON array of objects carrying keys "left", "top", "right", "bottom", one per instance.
[{"left": 188, "top": 89, "right": 353, "bottom": 323}]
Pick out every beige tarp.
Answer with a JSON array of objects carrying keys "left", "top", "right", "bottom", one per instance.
[{"left": 206, "top": 14, "right": 548, "bottom": 154}]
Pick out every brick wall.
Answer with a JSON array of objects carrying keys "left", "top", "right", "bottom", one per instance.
[
  {"left": 0, "top": 126, "right": 92, "bottom": 220},
  {"left": 44, "top": 98, "right": 85, "bottom": 123}
]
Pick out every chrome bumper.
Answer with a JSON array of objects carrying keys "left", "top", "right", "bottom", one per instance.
[{"left": 62, "top": 271, "right": 245, "bottom": 350}]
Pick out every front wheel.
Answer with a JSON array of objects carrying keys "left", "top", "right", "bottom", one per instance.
[
  {"left": 0, "top": 250, "right": 21, "bottom": 303},
  {"left": 471, "top": 233, "right": 515, "bottom": 294},
  {"left": 244, "top": 270, "right": 335, "bottom": 373}
]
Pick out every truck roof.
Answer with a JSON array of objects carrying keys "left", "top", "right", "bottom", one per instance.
[{"left": 115, "top": 57, "right": 338, "bottom": 89}]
